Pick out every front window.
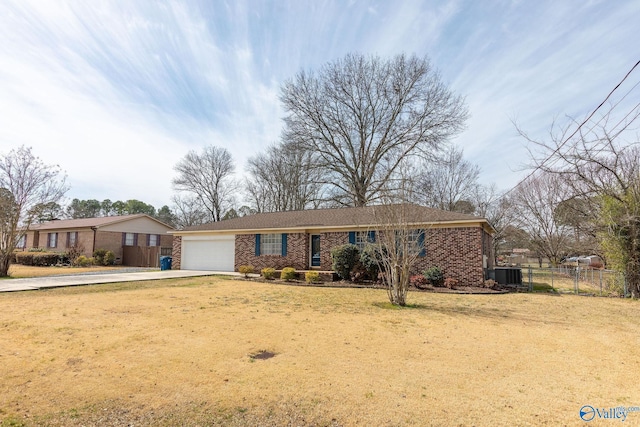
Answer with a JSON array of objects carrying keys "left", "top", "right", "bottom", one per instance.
[
  {"left": 355, "top": 231, "right": 375, "bottom": 250},
  {"left": 396, "top": 229, "right": 425, "bottom": 256},
  {"left": 148, "top": 234, "right": 159, "bottom": 246},
  {"left": 68, "top": 232, "right": 77, "bottom": 247},
  {"left": 124, "top": 232, "right": 135, "bottom": 246},
  {"left": 16, "top": 235, "right": 26, "bottom": 249},
  {"left": 48, "top": 232, "right": 57, "bottom": 248},
  {"left": 261, "top": 233, "right": 282, "bottom": 255}
]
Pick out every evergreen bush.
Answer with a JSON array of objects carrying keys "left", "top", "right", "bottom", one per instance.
[{"left": 331, "top": 244, "right": 360, "bottom": 280}]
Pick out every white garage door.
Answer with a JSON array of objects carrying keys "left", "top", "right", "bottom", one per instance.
[{"left": 181, "top": 235, "right": 235, "bottom": 271}]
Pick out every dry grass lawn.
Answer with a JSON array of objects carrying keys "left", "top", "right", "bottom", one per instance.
[
  {"left": 6, "top": 264, "right": 127, "bottom": 278},
  {"left": 1, "top": 277, "right": 639, "bottom": 426}
]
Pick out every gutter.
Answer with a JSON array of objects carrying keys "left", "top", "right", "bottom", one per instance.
[{"left": 170, "top": 218, "right": 496, "bottom": 236}]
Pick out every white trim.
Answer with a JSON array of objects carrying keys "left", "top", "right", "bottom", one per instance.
[{"left": 172, "top": 219, "right": 493, "bottom": 236}]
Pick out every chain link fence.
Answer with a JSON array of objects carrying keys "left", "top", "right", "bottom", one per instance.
[{"left": 524, "top": 266, "right": 629, "bottom": 297}]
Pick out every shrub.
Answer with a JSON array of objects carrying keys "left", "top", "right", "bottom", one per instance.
[
  {"left": 74, "top": 255, "right": 94, "bottom": 267},
  {"left": 93, "top": 249, "right": 107, "bottom": 265},
  {"left": 16, "top": 251, "right": 61, "bottom": 266},
  {"left": 103, "top": 251, "right": 115, "bottom": 266},
  {"left": 410, "top": 274, "right": 429, "bottom": 289},
  {"left": 349, "top": 262, "right": 370, "bottom": 282},
  {"left": 360, "top": 244, "right": 382, "bottom": 280},
  {"left": 66, "top": 245, "right": 84, "bottom": 265},
  {"left": 15, "top": 252, "right": 34, "bottom": 266},
  {"left": 444, "top": 277, "right": 459, "bottom": 289},
  {"left": 30, "top": 252, "right": 60, "bottom": 266},
  {"left": 331, "top": 244, "right": 360, "bottom": 280},
  {"left": 238, "top": 265, "right": 255, "bottom": 278},
  {"left": 424, "top": 266, "right": 444, "bottom": 287},
  {"left": 280, "top": 267, "right": 296, "bottom": 281},
  {"left": 93, "top": 249, "right": 116, "bottom": 266},
  {"left": 305, "top": 271, "right": 321, "bottom": 284},
  {"left": 483, "top": 279, "right": 497, "bottom": 289},
  {"left": 261, "top": 267, "right": 276, "bottom": 280}
]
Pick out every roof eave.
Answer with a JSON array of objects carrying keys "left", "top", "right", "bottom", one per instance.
[{"left": 172, "top": 218, "right": 493, "bottom": 235}]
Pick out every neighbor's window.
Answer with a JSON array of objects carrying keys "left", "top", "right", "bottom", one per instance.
[
  {"left": 47, "top": 232, "right": 58, "bottom": 248},
  {"left": 148, "top": 234, "right": 159, "bottom": 246},
  {"left": 261, "top": 233, "right": 282, "bottom": 255},
  {"left": 68, "top": 231, "right": 77, "bottom": 247},
  {"left": 124, "top": 232, "right": 135, "bottom": 246}
]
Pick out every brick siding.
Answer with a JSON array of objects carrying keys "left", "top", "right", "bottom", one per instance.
[
  {"left": 176, "top": 226, "right": 492, "bottom": 286},
  {"left": 413, "top": 227, "right": 490, "bottom": 286},
  {"left": 172, "top": 236, "right": 182, "bottom": 269},
  {"left": 235, "top": 233, "right": 309, "bottom": 271}
]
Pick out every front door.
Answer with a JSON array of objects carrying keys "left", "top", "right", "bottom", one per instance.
[{"left": 310, "top": 235, "right": 321, "bottom": 267}]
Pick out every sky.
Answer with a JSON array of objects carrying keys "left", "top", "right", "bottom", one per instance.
[{"left": 1, "top": 0, "right": 639, "bottom": 210}]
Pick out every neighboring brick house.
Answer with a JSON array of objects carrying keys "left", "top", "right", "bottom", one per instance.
[
  {"left": 172, "top": 204, "right": 495, "bottom": 286},
  {"left": 24, "top": 215, "right": 174, "bottom": 266}
]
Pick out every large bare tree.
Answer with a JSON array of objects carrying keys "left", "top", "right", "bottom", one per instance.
[
  {"left": 511, "top": 171, "right": 574, "bottom": 266},
  {"left": 0, "top": 146, "right": 68, "bottom": 276},
  {"left": 280, "top": 53, "right": 468, "bottom": 207},
  {"left": 245, "top": 142, "right": 325, "bottom": 212},
  {"left": 416, "top": 144, "right": 481, "bottom": 213},
  {"left": 172, "top": 146, "right": 238, "bottom": 222}
]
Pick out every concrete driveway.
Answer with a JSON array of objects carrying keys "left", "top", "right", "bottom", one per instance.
[{"left": 0, "top": 269, "right": 237, "bottom": 293}]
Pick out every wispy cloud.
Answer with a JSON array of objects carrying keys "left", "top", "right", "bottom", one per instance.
[{"left": 0, "top": 0, "right": 638, "bottom": 207}]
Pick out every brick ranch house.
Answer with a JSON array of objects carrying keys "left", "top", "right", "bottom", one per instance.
[
  {"left": 22, "top": 214, "right": 174, "bottom": 267},
  {"left": 171, "top": 205, "right": 495, "bottom": 286}
]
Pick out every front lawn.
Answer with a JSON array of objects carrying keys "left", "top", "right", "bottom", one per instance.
[
  {"left": 0, "top": 278, "right": 638, "bottom": 426},
  {"left": 5, "top": 264, "right": 136, "bottom": 278}
]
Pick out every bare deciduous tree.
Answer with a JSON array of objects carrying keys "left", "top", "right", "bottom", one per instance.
[
  {"left": 0, "top": 146, "right": 68, "bottom": 276},
  {"left": 172, "top": 146, "right": 238, "bottom": 222},
  {"left": 520, "top": 106, "right": 640, "bottom": 296},
  {"left": 511, "top": 172, "right": 575, "bottom": 266},
  {"left": 471, "top": 184, "right": 518, "bottom": 261},
  {"left": 372, "top": 202, "right": 427, "bottom": 306},
  {"left": 171, "top": 194, "right": 209, "bottom": 229},
  {"left": 245, "top": 142, "right": 325, "bottom": 212},
  {"left": 416, "top": 144, "right": 480, "bottom": 213},
  {"left": 280, "top": 53, "right": 468, "bottom": 207}
]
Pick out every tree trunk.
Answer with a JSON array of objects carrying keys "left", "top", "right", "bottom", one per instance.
[
  {"left": 625, "top": 234, "right": 640, "bottom": 298},
  {"left": 0, "top": 254, "right": 11, "bottom": 277}
]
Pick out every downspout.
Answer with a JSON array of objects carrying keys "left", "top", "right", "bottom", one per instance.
[{"left": 91, "top": 226, "right": 97, "bottom": 255}]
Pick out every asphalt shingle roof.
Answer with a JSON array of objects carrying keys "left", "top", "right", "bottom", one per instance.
[
  {"left": 180, "top": 204, "right": 488, "bottom": 232},
  {"left": 28, "top": 214, "right": 172, "bottom": 230}
]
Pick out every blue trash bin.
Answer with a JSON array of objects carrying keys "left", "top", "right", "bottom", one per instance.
[{"left": 160, "top": 256, "right": 172, "bottom": 271}]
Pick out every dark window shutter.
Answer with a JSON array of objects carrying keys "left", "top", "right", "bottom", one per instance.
[
  {"left": 133, "top": 233, "right": 138, "bottom": 246},
  {"left": 146, "top": 234, "right": 150, "bottom": 246},
  {"left": 157, "top": 234, "right": 161, "bottom": 246},
  {"left": 281, "top": 233, "right": 287, "bottom": 256},
  {"left": 255, "top": 234, "right": 261, "bottom": 256},
  {"left": 66, "top": 232, "right": 70, "bottom": 247},
  {"left": 122, "top": 233, "right": 126, "bottom": 246},
  {"left": 348, "top": 231, "right": 356, "bottom": 244},
  {"left": 368, "top": 231, "right": 376, "bottom": 243},
  {"left": 418, "top": 229, "right": 426, "bottom": 257}
]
